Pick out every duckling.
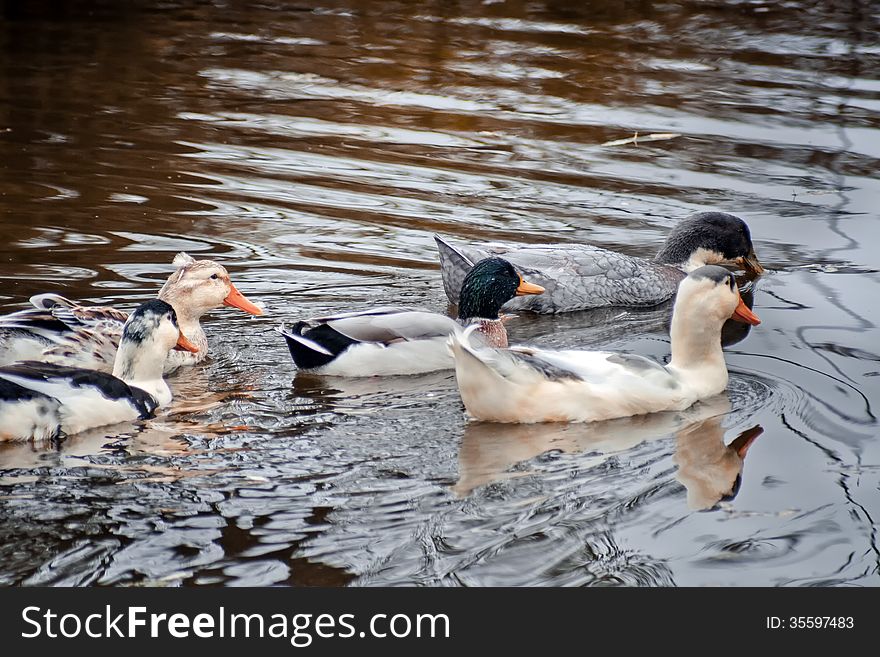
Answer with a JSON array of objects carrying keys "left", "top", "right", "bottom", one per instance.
[
  {"left": 0, "top": 299, "right": 198, "bottom": 442},
  {"left": 277, "top": 257, "right": 544, "bottom": 377},
  {"left": 0, "top": 252, "right": 262, "bottom": 374},
  {"left": 436, "top": 211, "right": 764, "bottom": 314},
  {"left": 449, "top": 265, "right": 760, "bottom": 423}
]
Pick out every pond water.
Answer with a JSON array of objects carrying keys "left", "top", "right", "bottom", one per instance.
[{"left": 0, "top": 0, "right": 878, "bottom": 586}]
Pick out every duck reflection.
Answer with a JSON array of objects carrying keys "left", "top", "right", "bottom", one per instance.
[
  {"left": 291, "top": 369, "right": 457, "bottom": 414},
  {"left": 674, "top": 421, "right": 762, "bottom": 510},
  {"left": 0, "top": 363, "right": 258, "bottom": 469},
  {"left": 454, "top": 395, "right": 762, "bottom": 510}
]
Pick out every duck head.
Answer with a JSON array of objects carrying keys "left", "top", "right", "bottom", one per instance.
[
  {"left": 669, "top": 265, "right": 760, "bottom": 371},
  {"left": 457, "top": 257, "right": 544, "bottom": 321},
  {"left": 655, "top": 212, "right": 764, "bottom": 274},
  {"left": 112, "top": 299, "right": 198, "bottom": 401},
  {"left": 158, "top": 252, "right": 263, "bottom": 322}
]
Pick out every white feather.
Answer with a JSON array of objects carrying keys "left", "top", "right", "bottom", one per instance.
[
  {"left": 0, "top": 374, "right": 145, "bottom": 435},
  {"left": 172, "top": 252, "right": 197, "bottom": 268},
  {"left": 450, "top": 270, "right": 750, "bottom": 424},
  {"left": 317, "top": 337, "right": 454, "bottom": 376},
  {"left": 0, "top": 397, "right": 60, "bottom": 442},
  {"left": 276, "top": 324, "right": 334, "bottom": 357}
]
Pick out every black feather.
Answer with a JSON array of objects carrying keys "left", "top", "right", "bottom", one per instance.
[
  {"left": 281, "top": 322, "right": 358, "bottom": 370},
  {"left": 0, "top": 362, "right": 158, "bottom": 418},
  {"left": 656, "top": 212, "right": 754, "bottom": 264},
  {"left": 0, "top": 377, "right": 55, "bottom": 403}
]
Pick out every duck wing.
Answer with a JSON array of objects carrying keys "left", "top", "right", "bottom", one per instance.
[
  {"left": 435, "top": 236, "right": 685, "bottom": 314},
  {"left": 311, "top": 307, "right": 459, "bottom": 343},
  {"left": 510, "top": 346, "right": 677, "bottom": 388},
  {"left": 0, "top": 295, "right": 127, "bottom": 370},
  {"left": 29, "top": 293, "right": 129, "bottom": 324}
]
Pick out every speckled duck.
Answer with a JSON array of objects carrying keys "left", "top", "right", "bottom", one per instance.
[{"left": 0, "top": 300, "right": 197, "bottom": 442}]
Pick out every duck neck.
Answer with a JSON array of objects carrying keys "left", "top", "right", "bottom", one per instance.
[
  {"left": 112, "top": 341, "right": 172, "bottom": 405},
  {"left": 458, "top": 291, "right": 510, "bottom": 347},
  {"left": 460, "top": 318, "right": 508, "bottom": 348},
  {"left": 175, "top": 316, "right": 208, "bottom": 355},
  {"left": 458, "top": 293, "right": 503, "bottom": 324},
  {"left": 668, "top": 310, "right": 727, "bottom": 376},
  {"left": 156, "top": 294, "right": 209, "bottom": 355}
]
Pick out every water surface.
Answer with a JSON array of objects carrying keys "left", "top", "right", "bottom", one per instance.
[{"left": 0, "top": 0, "right": 878, "bottom": 586}]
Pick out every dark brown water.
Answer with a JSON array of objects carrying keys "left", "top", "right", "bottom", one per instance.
[{"left": 0, "top": 0, "right": 878, "bottom": 586}]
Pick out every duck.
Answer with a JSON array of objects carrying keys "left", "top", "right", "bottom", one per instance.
[
  {"left": 436, "top": 211, "right": 764, "bottom": 314},
  {"left": 0, "top": 252, "right": 262, "bottom": 374},
  {"left": 277, "top": 257, "right": 545, "bottom": 377},
  {"left": 0, "top": 299, "right": 198, "bottom": 442},
  {"left": 448, "top": 264, "right": 761, "bottom": 424}
]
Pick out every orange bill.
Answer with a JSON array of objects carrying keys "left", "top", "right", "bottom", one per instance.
[
  {"left": 515, "top": 276, "right": 545, "bottom": 296},
  {"left": 730, "top": 425, "right": 763, "bottom": 459},
  {"left": 175, "top": 331, "right": 199, "bottom": 353},
  {"left": 731, "top": 293, "right": 761, "bottom": 325},
  {"left": 223, "top": 282, "right": 263, "bottom": 315}
]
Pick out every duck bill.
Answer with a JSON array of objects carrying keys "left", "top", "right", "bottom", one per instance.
[
  {"left": 730, "top": 425, "right": 763, "bottom": 459},
  {"left": 515, "top": 277, "right": 545, "bottom": 296},
  {"left": 174, "top": 332, "right": 199, "bottom": 353},
  {"left": 736, "top": 250, "right": 765, "bottom": 275},
  {"left": 223, "top": 282, "right": 263, "bottom": 315},
  {"left": 731, "top": 295, "right": 761, "bottom": 325}
]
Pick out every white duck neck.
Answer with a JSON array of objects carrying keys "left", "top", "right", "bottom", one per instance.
[
  {"left": 668, "top": 306, "right": 727, "bottom": 374},
  {"left": 112, "top": 341, "right": 172, "bottom": 405}
]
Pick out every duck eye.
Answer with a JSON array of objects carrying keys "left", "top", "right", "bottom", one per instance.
[{"left": 210, "top": 273, "right": 219, "bottom": 280}]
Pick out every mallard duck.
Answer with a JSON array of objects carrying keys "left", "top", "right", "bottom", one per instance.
[
  {"left": 0, "top": 299, "right": 198, "bottom": 442},
  {"left": 0, "top": 252, "right": 262, "bottom": 374},
  {"left": 436, "top": 211, "right": 764, "bottom": 314},
  {"left": 277, "top": 257, "right": 544, "bottom": 376},
  {"left": 449, "top": 264, "right": 761, "bottom": 423}
]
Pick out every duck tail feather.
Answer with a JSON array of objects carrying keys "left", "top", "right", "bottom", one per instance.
[
  {"left": 29, "top": 293, "right": 76, "bottom": 311},
  {"left": 276, "top": 321, "right": 355, "bottom": 370},
  {"left": 434, "top": 235, "right": 474, "bottom": 306},
  {"left": 276, "top": 323, "right": 334, "bottom": 356},
  {"left": 449, "top": 325, "right": 516, "bottom": 380},
  {"left": 448, "top": 325, "right": 493, "bottom": 370}
]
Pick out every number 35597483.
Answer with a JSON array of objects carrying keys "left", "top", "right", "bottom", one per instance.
[{"left": 766, "top": 617, "right": 854, "bottom": 629}]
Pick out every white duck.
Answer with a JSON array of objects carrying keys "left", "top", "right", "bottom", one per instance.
[
  {"left": 0, "top": 253, "right": 262, "bottom": 374},
  {"left": 277, "top": 257, "right": 544, "bottom": 377},
  {"left": 449, "top": 265, "right": 761, "bottom": 424},
  {"left": 0, "top": 299, "right": 198, "bottom": 442}
]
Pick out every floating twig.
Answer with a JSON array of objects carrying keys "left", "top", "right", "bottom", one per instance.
[{"left": 601, "top": 131, "right": 681, "bottom": 147}]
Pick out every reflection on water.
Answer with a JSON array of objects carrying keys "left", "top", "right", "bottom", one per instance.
[
  {"left": 455, "top": 395, "right": 763, "bottom": 512},
  {"left": 675, "top": 419, "right": 763, "bottom": 511},
  {"left": 0, "top": 0, "right": 878, "bottom": 586}
]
